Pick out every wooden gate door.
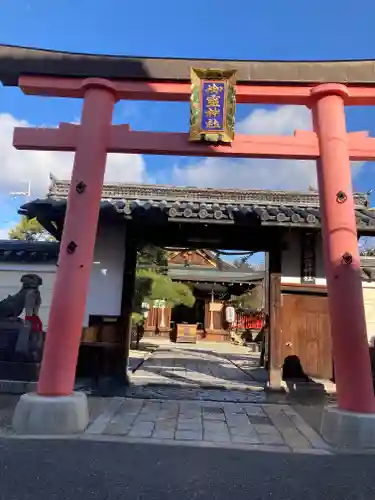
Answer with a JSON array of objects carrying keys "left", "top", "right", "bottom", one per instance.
[{"left": 280, "top": 293, "right": 332, "bottom": 379}]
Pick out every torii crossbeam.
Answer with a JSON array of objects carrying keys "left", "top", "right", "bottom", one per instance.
[{"left": 13, "top": 123, "right": 375, "bottom": 161}]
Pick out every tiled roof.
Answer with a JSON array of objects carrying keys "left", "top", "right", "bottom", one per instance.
[
  {"left": 47, "top": 178, "right": 370, "bottom": 208},
  {"left": 168, "top": 267, "right": 264, "bottom": 284},
  {"left": 0, "top": 240, "right": 59, "bottom": 263},
  {"left": 19, "top": 179, "right": 375, "bottom": 232}
]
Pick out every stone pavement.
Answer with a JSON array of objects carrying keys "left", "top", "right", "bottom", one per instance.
[
  {"left": 84, "top": 397, "right": 332, "bottom": 454},
  {"left": 0, "top": 340, "right": 340, "bottom": 455},
  {"left": 80, "top": 341, "right": 337, "bottom": 454},
  {"left": 0, "top": 394, "right": 331, "bottom": 455},
  {"left": 131, "top": 340, "right": 261, "bottom": 387},
  {"left": 125, "top": 340, "right": 336, "bottom": 405},
  {"left": 123, "top": 340, "right": 266, "bottom": 402}
]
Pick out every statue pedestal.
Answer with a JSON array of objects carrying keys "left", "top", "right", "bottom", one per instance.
[
  {"left": 321, "top": 406, "right": 375, "bottom": 450},
  {"left": 0, "top": 361, "right": 40, "bottom": 381},
  {"left": 0, "top": 319, "right": 44, "bottom": 383},
  {"left": 12, "top": 392, "right": 89, "bottom": 435}
]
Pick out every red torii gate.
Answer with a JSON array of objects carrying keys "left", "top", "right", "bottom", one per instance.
[{"left": 12, "top": 76, "right": 375, "bottom": 425}]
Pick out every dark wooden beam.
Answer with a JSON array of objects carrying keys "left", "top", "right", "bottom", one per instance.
[
  {"left": 3, "top": 45, "right": 375, "bottom": 88},
  {"left": 130, "top": 221, "right": 273, "bottom": 251},
  {"left": 268, "top": 243, "right": 283, "bottom": 390},
  {"left": 119, "top": 226, "right": 138, "bottom": 384}
]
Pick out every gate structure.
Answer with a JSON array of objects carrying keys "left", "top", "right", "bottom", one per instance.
[{"left": 3, "top": 45, "right": 375, "bottom": 446}]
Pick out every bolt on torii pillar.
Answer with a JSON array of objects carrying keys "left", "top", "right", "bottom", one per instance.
[{"left": 10, "top": 75, "right": 375, "bottom": 441}]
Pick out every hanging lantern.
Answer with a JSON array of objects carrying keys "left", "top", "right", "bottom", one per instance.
[{"left": 225, "top": 306, "right": 236, "bottom": 324}]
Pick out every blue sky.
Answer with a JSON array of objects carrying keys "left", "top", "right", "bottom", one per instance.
[{"left": 0, "top": 0, "right": 375, "bottom": 260}]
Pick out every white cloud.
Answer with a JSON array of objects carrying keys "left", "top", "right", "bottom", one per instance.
[
  {"left": 0, "top": 108, "right": 363, "bottom": 197},
  {"left": 172, "top": 106, "right": 362, "bottom": 191},
  {"left": 0, "top": 228, "right": 10, "bottom": 239},
  {"left": 0, "top": 113, "right": 148, "bottom": 198}
]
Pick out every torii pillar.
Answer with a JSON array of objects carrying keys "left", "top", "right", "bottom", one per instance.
[
  {"left": 13, "top": 80, "right": 116, "bottom": 434},
  {"left": 311, "top": 84, "right": 375, "bottom": 448}
]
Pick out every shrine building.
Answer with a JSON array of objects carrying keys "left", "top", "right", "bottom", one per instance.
[{"left": 6, "top": 177, "right": 374, "bottom": 383}]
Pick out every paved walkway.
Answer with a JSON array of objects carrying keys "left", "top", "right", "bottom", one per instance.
[
  {"left": 0, "top": 340, "right": 340, "bottom": 455},
  {"left": 82, "top": 341, "right": 335, "bottom": 453},
  {"left": 0, "top": 394, "right": 331, "bottom": 454},
  {"left": 126, "top": 344, "right": 264, "bottom": 401},
  {"left": 132, "top": 340, "right": 261, "bottom": 387},
  {"left": 127, "top": 340, "right": 266, "bottom": 403},
  {"left": 84, "top": 397, "right": 331, "bottom": 454},
  {"left": 126, "top": 341, "right": 335, "bottom": 406},
  {"left": 83, "top": 340, "right": 331, "bottom": 454}
]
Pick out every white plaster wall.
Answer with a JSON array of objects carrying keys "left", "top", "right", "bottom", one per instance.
[
  {"left": 363, "top": 282, "right": 375, "bottom": 346},
  {"left": 0, "top": 222, "right": 126, "bottom": 329},
  {"left": 83, "top": 222, "right": 126, "bottom": 326}
]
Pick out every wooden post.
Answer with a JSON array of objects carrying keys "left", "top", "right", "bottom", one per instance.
[
  {"left": 209, "top": 290, "right": 214, "bottom": 331},
  {"left": 119, "top": 226, "right": 138, "bottom": 384},
  {"left": 268, "top": 245, "right": 283, "bottom": 390}
]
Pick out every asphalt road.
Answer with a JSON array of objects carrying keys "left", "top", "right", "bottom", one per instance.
[{"left": 0, "top": 438, "right": 374, "bottom": 499}]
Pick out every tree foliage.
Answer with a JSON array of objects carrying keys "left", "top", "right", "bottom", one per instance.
[
  {"left": 232, "top": 258, "right": 254, "bottom": 271},
  {"left": 8, "top": 217, "right": 55, "bottom": 242},
  {"left": 137, "top": 245, "right": 168, "bottom": 273},
  {"left": 132, "top": 245, "right": 195, "bottom": 325},
  {"left": 231, "top": 283, "right": 264, "bottom": 311},
  {"left": 135, "top": 269, "right": 195, "bottom": 309}
]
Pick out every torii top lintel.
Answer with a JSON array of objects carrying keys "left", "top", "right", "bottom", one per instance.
[
  {"left": 2, "top": 44, "right": 375, "bottom": 105},
  {"left": 3, "top": 44, "right": 375, "bottom": 87},
  {"left": 5, "top": 44, "right": 375, "bottom": 160}
]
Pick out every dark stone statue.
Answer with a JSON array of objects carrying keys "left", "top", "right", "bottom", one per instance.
[
  {"left": 362, "top": 267, "right": 375, "bottom": 281},
  {"left": 0, "top": 274, "right": 45, "bottom": 380}
]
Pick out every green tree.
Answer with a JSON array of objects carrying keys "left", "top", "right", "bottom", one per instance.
[
  {"left": 137, "top": 245, "right": 168, "bottom": 273},
  {"left": 136, "top": 269, "right": 195, "bottom": 308},
  {"left": 8, "top": 217, "right": 55, "bottom": 241},
  {"left": 233, "top": 259, "right": 254, "bottom": 271},
  {"left": 232, "top": 253, "right": 254, "bottom": 271},
  {"left": 231, "top": 282, "right": 264, "bottom": 311},
  {"left": 132, "top": 245, "right": 195, "bottom": 326}
]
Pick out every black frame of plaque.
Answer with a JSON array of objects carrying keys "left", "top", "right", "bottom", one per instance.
[{"left": 300, "top": 232, "right": 316, "bottom": 284}]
